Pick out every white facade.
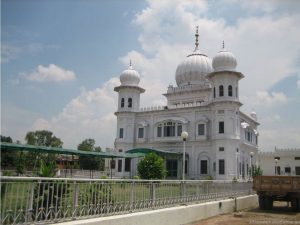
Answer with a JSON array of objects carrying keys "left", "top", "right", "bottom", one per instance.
[
  {"left": 258, "top": 148, "right": 300, "bottom": 176},
  {"left": 113, "top": 31, "right": 259, "bottom": 180}
]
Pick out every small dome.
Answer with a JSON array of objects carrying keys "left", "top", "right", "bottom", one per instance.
[
  {"left": 175, "top": 50, "right": 213, "bottom": 86},
  {"left": 120, "top": 62, "right": 140, "bottom": 86},
  {"left": 250, "top": 111, "right": 257, "bottom": 121},
  {"left": 212, "top": 42, "right": 237, "bottom": 72}
]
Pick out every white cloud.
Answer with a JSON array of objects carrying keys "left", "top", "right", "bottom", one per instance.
[
  {"left": 24, "top": 64, "right": 76, "bottom": 82},
  {"left": 31, "top": 78, "right": 120, "bottom": 148},
  {"left": 1, "top": 44, "right": 22, "bottom": 63},
  {"left": 120, "top": 0, "right": 300, "bottom": 106},
  {"left": 262, "top": 114, "right": 281, "bottom": 123},
  {"left": 259, "top": 128, "right": 300, "bottom": 152},
  {"left": 9, "top": 0, "right": 299, "bottom": 151},
  {"left": 1, "top": 43, "right": 59, "bottom": 64},
  {"left": 1, "top": 104, "right": 40, "bottom": 143},
  {"left": 255, "top": 91, "right": 288, "bottom": 106}
]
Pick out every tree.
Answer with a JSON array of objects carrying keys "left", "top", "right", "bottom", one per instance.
[
  {"left": 1, "top": 135, "right": 13, "bottom": 143},
  {"left": 137, "top": 153, "right": 167, "bottom": 179},
  {"left": 0, "top": 135, "right": 16, "bottom": 170},
  {"left": 25, "top": 130, "right": 63, "bottom": 147},
  {"left": 78, "top": 138, "right": 105, "bottom": 171},
  {"left": 250, "top": 165, "right": 263, "bottom": 178},
  {"left": 24, "top": 130, "right": 63, "bottom": 174}
]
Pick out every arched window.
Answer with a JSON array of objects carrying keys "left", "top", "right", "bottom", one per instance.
[
  {"left": 157, "top": 121, "right": 182, "bottom": 137},
  {"left": 213, "top": 87, "right": 216, "bottom": 98},
  {"left": 228, "top": 85, "right": 233, "bottom": 97},
  {"left": 121, "top": 98, "right": 125, "bottom": 108},
  {"left": 236, "top": 87, "right": 238, "bottom": 97},
  {"left": 128, "top": 98, "right": 132, "bottom": 108},
  {"left": 219, "top": 85, "right": 224, "bottom": 97}
]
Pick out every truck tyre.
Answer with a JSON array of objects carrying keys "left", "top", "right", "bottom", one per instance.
[
  {"left": 264, "top": 196, "right": 273, "bottom": 210},
  {"left": 291, "top": 198, "right": 300, "bottom": 212},
  {"left": 259, "top": 196, "right": 265, "bottom": 210}
]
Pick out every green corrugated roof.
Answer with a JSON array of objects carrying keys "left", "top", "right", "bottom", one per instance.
[
  {"left": 0, "top": 142, "right": 140, "bottom": 158},
  {"left": 126, "top": 148, "right": 181, "bottom": 156}
]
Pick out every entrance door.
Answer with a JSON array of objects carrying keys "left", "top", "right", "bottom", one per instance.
[{"left": 166, "top": 159, "right": 178, "bottom": 177}]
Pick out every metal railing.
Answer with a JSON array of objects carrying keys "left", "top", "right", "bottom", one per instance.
[{"left": 0, "top": 176, "right": 254, "bottom": 225}]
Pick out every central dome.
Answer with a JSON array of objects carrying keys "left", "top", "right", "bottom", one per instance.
[
  {"left": 175, "top": 28, "right": 212, "bottom": 87},
  {"left": 175, "top": 50, "right": 212, "bottom": 86}
]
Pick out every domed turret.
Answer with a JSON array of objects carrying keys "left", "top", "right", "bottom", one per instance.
[
  {"left": 250, "top": 111, "right": 257, "bottom": 121},
  {"left": 120, "top": 61, "right": 140, "bottom": 86},
  {"left": 175, "top": 27, "right": 213, "bottom": 87},
  {"left": 212, "top": 41, "right": 237, "bottom": 72}
]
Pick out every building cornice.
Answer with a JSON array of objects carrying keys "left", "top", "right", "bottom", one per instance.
[
  {"left": 239, "top": 111, "right": 260, "bottom": 125},
  {"left": 114, "top": 85, "right": 145, "bottom": 93},
  {"left": 206, "top": 70, "right": 244, "bottom": 80}
]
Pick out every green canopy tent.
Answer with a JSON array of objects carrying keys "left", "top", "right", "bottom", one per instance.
[
  {"left": 126, "top": 148, "right": 182, "bottom": 156},
  {"left": 0, "top": 142, "right": 141, "bottom": 178}
]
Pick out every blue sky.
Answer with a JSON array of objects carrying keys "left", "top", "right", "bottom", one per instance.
[{"left": 2, "top": 0, "right": 300, "bottom": 151}]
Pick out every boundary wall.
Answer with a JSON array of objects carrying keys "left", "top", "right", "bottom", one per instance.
[{"left": 57, "top": 195, "right": 258, "bottom": 225}]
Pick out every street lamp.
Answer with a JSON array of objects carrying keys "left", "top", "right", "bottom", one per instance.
[
  {"left": 275, "top": 158, "right": 279, "bottom": 175},
  {"left": 181, "top": 131, "right": 188, "bottom": 180},
  {"left": 250, "top": 152, "right": 254, "bottom": 179}
]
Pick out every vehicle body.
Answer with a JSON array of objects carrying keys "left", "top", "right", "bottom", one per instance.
[{"left": 253, "top": 176, "right": 300, "bottom": 211}]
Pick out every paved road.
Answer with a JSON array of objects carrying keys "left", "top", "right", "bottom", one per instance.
[{"left": 190, "top": 202, "right": 300, "bottom": 225}]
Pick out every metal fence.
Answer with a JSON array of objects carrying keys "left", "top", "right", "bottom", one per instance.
[
  {"left": 1, "top": 169, "right": 114, "bottom": 179},
  {"left": 0, "top": 176, "right": 254, "bottom": 225}
]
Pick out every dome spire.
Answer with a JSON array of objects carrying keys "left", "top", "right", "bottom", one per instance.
[{"left": 194, "top": 26, "right": 199, "bottom": 52}]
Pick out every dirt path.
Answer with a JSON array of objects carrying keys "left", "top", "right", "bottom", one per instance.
[{"left": 189, "top": 202, "right": 300, "bottom": 225}]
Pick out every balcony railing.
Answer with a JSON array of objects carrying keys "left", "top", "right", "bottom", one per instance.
[{"left": 0, "top": 176, "right": 254, "bottom": 225}]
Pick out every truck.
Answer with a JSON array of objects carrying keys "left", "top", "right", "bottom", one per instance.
[{"left": 253, "top": 176, "right": 300, "bottom": 211}]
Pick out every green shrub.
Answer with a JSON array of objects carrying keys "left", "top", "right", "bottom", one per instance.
[
  {"left": 204, "top": 175, "right": 213, "bottom": 180},
  {"left": 249, "top": 165, "right": 263, "bottom": 178},
  {"left": 137, "top": 153, "right": 167, "bottom": 179}
]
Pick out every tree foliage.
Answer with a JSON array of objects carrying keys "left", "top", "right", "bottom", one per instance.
[
  {"left": 25, "top": 130, "right": 63, "bottom": 147},
  {"left": 24, "top": 130, "right": 63, "bottom": 174},
  {"left": 0, "top": 135, "right": 17, "bottom": 169},
  {"left": 1, "top": 135, "right": 13, "bottom": 143},
  {"left": 78, "top": 138, "right": 104, "bottom": 171},
  {"left": 137, "top": 153, "right": 167, "bottom": 179},
  {"left": 250, "top": 165, "right": 263, "bottom": 178}
]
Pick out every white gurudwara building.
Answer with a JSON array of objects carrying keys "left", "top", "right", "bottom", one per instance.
[{"left": 113, "top": 29, "right": 259, "bottom": 180}]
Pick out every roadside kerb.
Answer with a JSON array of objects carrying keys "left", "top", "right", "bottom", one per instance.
[{"left": 56, "top": 195, "right": 258, "bottom": 225}]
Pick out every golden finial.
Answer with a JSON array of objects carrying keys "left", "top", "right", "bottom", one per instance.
[{"left": 194, "top": 26, "right": 199, "bottom": 51}]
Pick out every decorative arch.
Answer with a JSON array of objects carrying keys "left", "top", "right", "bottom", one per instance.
[
  {"left": 128, "top": 98, "right": 132, "bottom": 108},
  {"left": 228, "top": 85, "right": 233, "bottom": 96},
  {"left": 219, "top": 85, "right": 224, "bottom": 97},
  {"left": 121, "top": 98, "right": 125, "bottom": 108},
  {"left": 155, "top": 117, "right": 188, "bottom": 138}
]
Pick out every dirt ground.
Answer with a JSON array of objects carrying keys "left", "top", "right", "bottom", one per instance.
[{"left": 190, "top": 202, "right": 300, "bottom": 225}]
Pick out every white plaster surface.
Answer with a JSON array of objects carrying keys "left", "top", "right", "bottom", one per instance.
[{"left": 56, "top": 195, "right": 258, "bottom": 225}]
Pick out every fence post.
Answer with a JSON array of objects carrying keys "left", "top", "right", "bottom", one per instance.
[
  {"left": 72, "top": 181, "right": 79, "bottom": 219},
  {"left": 150, "top": 182, "right": 156, "bottom": 208},
  {"left": 180, "top": 181, "right": 187, "bottom": 203},
  {"left": 130, "top": 182, "right": 134, "bottom": 211},
  {"left": 26, "top": 182, "right": 35, "bottom": 223}
]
